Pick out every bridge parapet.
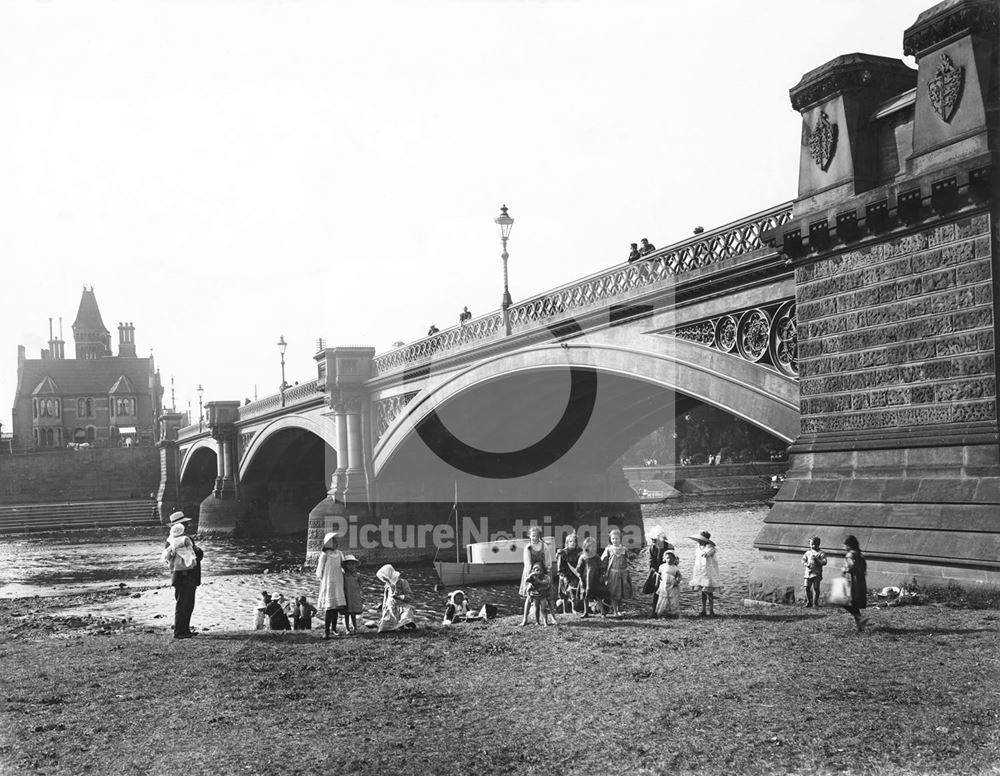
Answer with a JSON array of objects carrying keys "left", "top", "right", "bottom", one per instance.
[
  {"left": 237, "top": 379, "right": 323, "bottom": 422},
  {"left": 371, "top": 202, "right": 793, "bottom": 378}
]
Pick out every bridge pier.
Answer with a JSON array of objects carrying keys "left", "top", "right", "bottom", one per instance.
[
  {"left": 196, "top": 400, "right": 247, "bottom": 534},
  {"left": 752, "top": 0, "right": 1000, "bottom": 598}
]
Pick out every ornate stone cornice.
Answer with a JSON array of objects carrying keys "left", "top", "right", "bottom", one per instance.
[
  {"left": 789, "top": 54, "right": 915, "bottom": 112},
  {"left": 903, "top": 0, "right": 1000, "bottom": 57}
]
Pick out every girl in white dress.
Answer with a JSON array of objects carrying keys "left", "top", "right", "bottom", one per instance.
[
  {"left": 655, "top": 551, "right": 682, "bottom": 618},
  {"left": 316, "top": 532, "right": 347, "bottom": 638},
  {"left": 689, "top": 530, "right": 720, "bottom": 617}
]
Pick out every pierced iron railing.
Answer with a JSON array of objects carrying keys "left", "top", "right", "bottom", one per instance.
[{"left": 371, "top": 202, "right": 792, "bottom": 377}]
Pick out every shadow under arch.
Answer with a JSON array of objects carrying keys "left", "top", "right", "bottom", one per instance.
[
  {"left": 239, "top": 416, "right": 336, "bottom": 535},
  {"left": 373, "top": 337, "right": 800, "bottom": 482}
]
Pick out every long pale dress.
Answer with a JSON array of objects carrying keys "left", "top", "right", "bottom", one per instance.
[
  {"left": 316, "top": 549, "right": 346, "bottom": 611},
  {"left": 690, "top": 544, "right": 720, "bottom": 592},
  {"left": 601, "top": 544, "right": 633, "bottom": 602},
  {"left": 655, "top": 562, "right": 682, "bottom": 617}
]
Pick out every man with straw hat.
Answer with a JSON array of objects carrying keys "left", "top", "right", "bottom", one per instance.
[
  {"left": 688, "top": 530, "right": 720, "bottom": 617},
  {"left": 161, "top": 511, "right": 203, "bottom": 639}
]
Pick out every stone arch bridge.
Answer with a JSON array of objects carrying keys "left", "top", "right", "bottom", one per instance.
[{"left": 161, "top": 202, "right": 799, "bottom": 560}]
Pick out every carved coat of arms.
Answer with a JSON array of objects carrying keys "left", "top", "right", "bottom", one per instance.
[
  {"left": 807, "top": 111, "right": 837, "bottom": 172},
  {"left": 928, "top": 53, "right": 964, "bottom": 123}
]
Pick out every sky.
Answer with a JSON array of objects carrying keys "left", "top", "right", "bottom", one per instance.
[{"left": 0, "top": 0, "right": 934, "bottom": 429}]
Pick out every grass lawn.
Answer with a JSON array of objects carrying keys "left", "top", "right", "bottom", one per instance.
[{"left": 1, "top": 593, "right": 998, "bottom": 776}]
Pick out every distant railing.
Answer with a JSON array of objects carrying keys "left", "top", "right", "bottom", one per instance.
[
  {"left": 238, "top": 379, "right": 323, "bottom": 422},
  {"left": 371, "top": 202, "right": 792, "bottom": 377}
]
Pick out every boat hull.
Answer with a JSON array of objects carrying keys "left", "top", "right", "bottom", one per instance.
[{"left": 434, "top": 561, "right": 523, "bottom": 587}]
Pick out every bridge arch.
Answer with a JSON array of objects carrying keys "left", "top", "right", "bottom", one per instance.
[
  {"left": 238, "top": 415, "right": 336, "bottom": 535},
  {"left": 239, "top": 415, "right": 337, "bottom": 482},
  {"left": 179, "top": 439, "right": 218, "bottom": 484},
  {"left": 373, "top": 337, "right": 799, "bottom": 479}
]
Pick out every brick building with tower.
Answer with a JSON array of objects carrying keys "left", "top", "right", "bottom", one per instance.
[{"left": 10, "top": 287, "right": 164, "bottom": 450}]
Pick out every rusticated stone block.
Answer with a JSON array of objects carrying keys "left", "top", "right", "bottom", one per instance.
[{"left": 956, "top": 260, "right": 991, "bottom": 285}]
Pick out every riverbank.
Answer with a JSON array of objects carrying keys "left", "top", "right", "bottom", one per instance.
[{"left": 2, "top": 591, "right": 998, "bottom": 776}]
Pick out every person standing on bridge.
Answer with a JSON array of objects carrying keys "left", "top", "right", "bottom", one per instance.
[
  {"left": 161, "top": 511, "right": 203, "bottom": 639},
  {"left": 639, "top": 238, "right": 656, "bottom": 256},
  {"left": 627, "top": 243, "right": 641, "bottom": 263},
  {"left": 459, "top": 306, "right": 472, "bottom": 325}
]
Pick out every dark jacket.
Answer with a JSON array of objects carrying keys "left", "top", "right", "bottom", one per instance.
[
  {"left": 844, "top": 549, "right": 867, "bottom": 610},
  {"left": 166, "top": 538, "right": 204, "bottom": 587}
]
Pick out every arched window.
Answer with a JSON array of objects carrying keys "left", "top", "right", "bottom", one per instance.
[
  {"left": 86, "top": 426, "right": 96, "bottom": 444},
  {"left": 86, "top": 398, "right": 93, "bottom": 417},
  {"left": 32, "top": 428, "right": 39, "bottom": 445},
  {"left": 74, "top": 428, "right": 86, "bottom": 443},
  {"left": 44, "top": 428, "right": 54, "bottom": 446},
  {"left": 32, "top": 399, "right": 38, "bottom": 418}
]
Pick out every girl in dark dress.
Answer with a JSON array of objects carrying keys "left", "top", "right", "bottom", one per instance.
[
  {"left": 555, "top": 532, "right": 583, "bottom": 615},
  {"left": 575, "top": 536, "right": 607, "bottom": 618},
  {"left": 842, "top": 535, "right": 868, "bottom": 632}
]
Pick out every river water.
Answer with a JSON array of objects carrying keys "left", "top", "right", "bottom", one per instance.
[{"left": 0, "top": 497, "right": 768, "bottom": 628}]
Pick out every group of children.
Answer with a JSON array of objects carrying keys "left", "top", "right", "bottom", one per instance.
[
  {"left": 517, "top": 525, "right": 722, "bottom": 625},
  {"left": 254, "top": 591, "right": 319, "bottom": 631}
]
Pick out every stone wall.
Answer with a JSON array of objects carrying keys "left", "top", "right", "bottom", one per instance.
[
  {"left": 797, "top": 214, "right": 994, "bottom": 434},
  {"left": 0, "top": 447, "right": 161, "bottom": 504}
]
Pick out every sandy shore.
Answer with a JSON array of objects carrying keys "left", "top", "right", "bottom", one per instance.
[{"left": 2, "top": 589, "right": 999, "bottom": 776}]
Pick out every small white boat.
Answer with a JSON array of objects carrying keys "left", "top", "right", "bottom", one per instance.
[
  {"left": 434, "top": 536, "right": 556, "bottom": 587},
  {"left": 635, "top": 487, "right": 669, "bottom": 504}
]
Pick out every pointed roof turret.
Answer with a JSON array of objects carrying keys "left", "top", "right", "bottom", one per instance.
[{"left": 72, "top": 286, "right": 109, "bottom": 335}]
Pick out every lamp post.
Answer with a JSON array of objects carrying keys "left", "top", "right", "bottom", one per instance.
[
  {"left": 197, "top": 384, "right": 204, "bottom": 432},
  {"left": 494, "top": 204, "right": 514, "bottom": 336},
  {"left": 277, "top": 336, "right": 288, "bottom": 407}
]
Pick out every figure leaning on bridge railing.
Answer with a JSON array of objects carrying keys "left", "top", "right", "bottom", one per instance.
[{"left": 638, "top": 237, "right": 656, "bottom": 256}]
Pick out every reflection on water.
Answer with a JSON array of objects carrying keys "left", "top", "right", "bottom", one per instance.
[{"left": 0, "top": 498, "right": 768, "bottom": 628}]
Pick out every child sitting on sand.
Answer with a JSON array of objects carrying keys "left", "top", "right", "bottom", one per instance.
[{"left": 263, "top": 593, "right": 291, "bottom": 630}]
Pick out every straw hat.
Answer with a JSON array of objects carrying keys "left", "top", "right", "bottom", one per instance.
[
  {"left": 168, "top": 511, "right": 190, "bottom": 524},
  {"left": 342, "top": 554, "right": 358, "bottom": 563},
  {"left": 647, "top": 526, "right": 665, "bottom": 541},
  {"left": 689, "top": 530, "right": 715, "bottom": 545},
  {"left": 322, "top": 532, "right": 340, "bottom": 549}
]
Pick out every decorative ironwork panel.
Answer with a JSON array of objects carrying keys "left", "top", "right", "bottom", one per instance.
[
  {"left": 769, "top": 301, "right": 798, "bottom": 377},
  {"left": 375, "top": 392, "right": 419, "bottom": 440},
  {"left": 664, "top": 301, "right": 797, "bottom": 377},
  {"left": 737, "top": 309, "right": 771, "bottom": 362}
]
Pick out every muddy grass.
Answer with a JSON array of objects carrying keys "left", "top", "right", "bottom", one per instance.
[{"left": 1, "top": 592, "right": 998, "bottom": 776}]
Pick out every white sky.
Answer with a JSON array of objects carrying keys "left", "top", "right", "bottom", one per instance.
[{"left": 0, "top": 0, "right": 932, "bottom": 428}]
